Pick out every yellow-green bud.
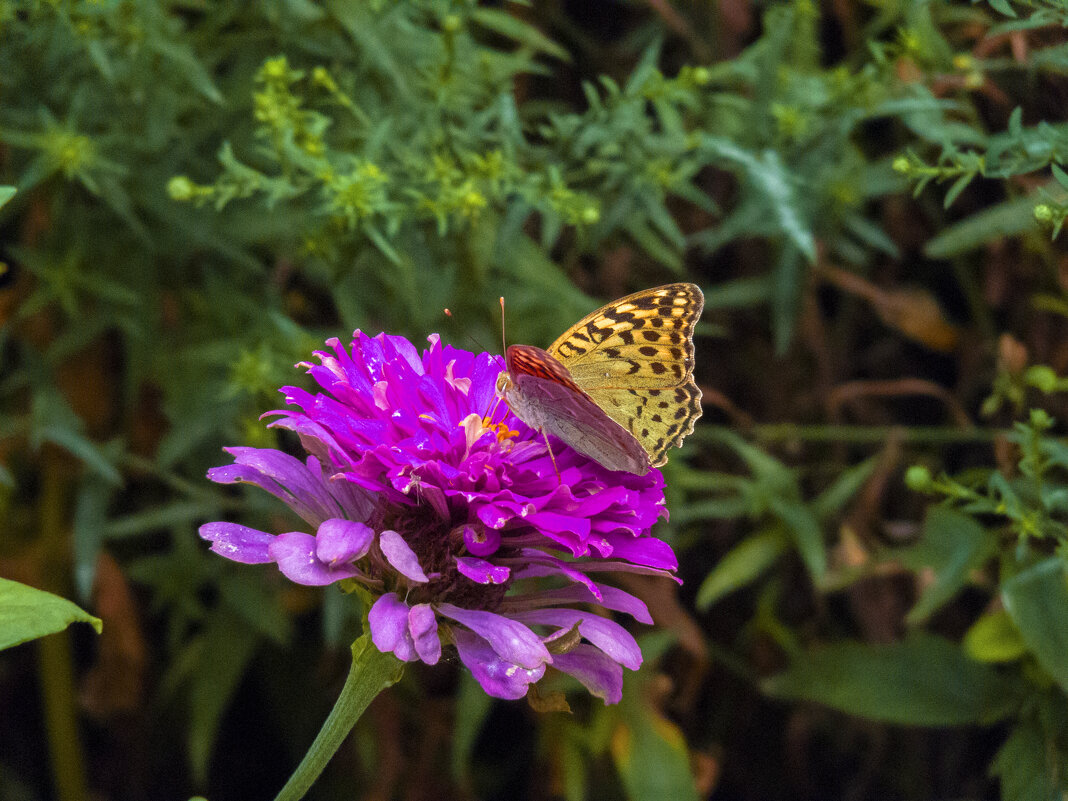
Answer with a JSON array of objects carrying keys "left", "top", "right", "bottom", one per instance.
[
  {"left": 904, "top": 465, "right": 933, "bottom": 491},
  {"left": 167, "top": 176, "right": 196, "bottom": 201}
]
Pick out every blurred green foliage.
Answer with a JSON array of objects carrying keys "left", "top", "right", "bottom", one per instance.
[{"left": 5, "top": 1, "right": 1068, "bottom": 800}]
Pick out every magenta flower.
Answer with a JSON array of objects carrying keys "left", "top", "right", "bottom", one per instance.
[{"left": 199, "top": 331, "right": 677, "bottom": 703}]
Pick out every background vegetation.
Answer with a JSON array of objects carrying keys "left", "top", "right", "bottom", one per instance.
[{"left": 3, "top": 1, "right": 1068, "bottom": 799}]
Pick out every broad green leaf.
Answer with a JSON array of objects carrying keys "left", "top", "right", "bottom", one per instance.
[
  {"left": 762, "top": 633, "right": 1011, "bottom": 726},
  {"left": 0, "top": 186, "right": 14, "bottom": 209},
  {"left": 964, "top": 608, "right": 1028, "bottom": 663},
  {"left": 902, "top": 507, "right": 996, "bottom": 624},
  {"left": 991, "top": 720, "right": 1068, "bottom": 801},
  {"left": 0, "top": 577, "right": 102, "bottom": 650},
  {"left": 1002, "top": 557, "right": 1068, "bottom": 691},
  {"left": 695, "top": 527, "right": 789, "bottom": 609},
  {"left": 614, "top": 656, "right": 699, "bottom": 801}
]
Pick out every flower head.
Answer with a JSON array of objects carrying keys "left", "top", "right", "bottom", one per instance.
[{"left": 200, "top": 331, "right": 677, "bottom": 703}]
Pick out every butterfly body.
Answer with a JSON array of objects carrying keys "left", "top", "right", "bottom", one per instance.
[{"left": 497, "top": 283, "right": 704, "bottom": 475}]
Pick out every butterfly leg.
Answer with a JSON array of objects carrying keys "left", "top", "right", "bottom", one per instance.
[{"left": 540, "top": 428, "right": 562, "bottom": 483}]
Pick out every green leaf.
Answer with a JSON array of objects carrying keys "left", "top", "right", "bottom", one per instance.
[
  {"left": 964, "top": 608, "right": 1028, "bottom": 663},
  {"left": 35, "top": 425, "right": 122, "bottom": 485},
  {"left": 771, "top": 244, "right": 805, "bottom": 355},
  {"left": 985, "top": 0, "right": 1017, "bottom": 17},
  {"left": 943, "top": 171, "right": 974, "bottom": 208},
  {"left": 471, "top": 9, "right": 571, "bottom": 62},
  {"left": 695, "top": 527, "right": 789, "bottom": 609},
  {"left": 1052, "top": 163, "right": 1068, "bottom": 191},
  {"left": 0, "top": 186, "right": 14, "bottom": 209},
  {"left": 701, "top": 275, "right": 770, "bottom": 309},
  {"left": 1002, "top": 557, "right": 1068, "bottom": 692},
  {"left": 614, "top": 655, "right": 699, "bottom": 801},
  {"left": 0, "top": 577, "right": 102, "bottom": 650},
  {"left": 762, "top": 633, "right": 1011, "bottom": 726},
  {"left": 274, "top": 635, "right": 404, "bottom": 801},
  {"left": 768, "top": 496, "right": 827, "bottom": 579},
  {"left": 923, "top": 196, "right": 1036, "bottom": 258},
  {"left": 901, "top": 507, "right": 996, "bottom": 624},
  {"left": 450, "top": 672, "right": 493, "bottom": 789},
  {"left": 991, "top": 720, "right": 1068, "bottom": 801},
  {"left": 810, "top": 456, "right": 877, "bottom": 521},
  {"left": 188, "top": 614, "right": 259, "bottom": 783}
]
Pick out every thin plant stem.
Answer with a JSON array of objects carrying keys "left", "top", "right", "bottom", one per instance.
[{"left": 38, "top": 448, "right": 89, "bottom": 801}]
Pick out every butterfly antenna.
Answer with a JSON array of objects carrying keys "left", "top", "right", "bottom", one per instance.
[
  {"left": 445, "top": 305, "right": 506, "bottom": 423},
  {"left": 499, "top": 296, "right": 507, "bottom": 355},
  {"left": 443, "top": 307, "right": 495, "bottom": 354}
]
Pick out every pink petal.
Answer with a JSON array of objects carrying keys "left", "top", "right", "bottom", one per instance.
[
  {"left": 269, "top": 532, "right": 361, "bottom": 586},
  {"left": 378, "top": 530, "right": 428, "bottom": 583},
  {"left": 552, "top": 644, "right": 623, "bottom": 704},
  {"left": 199, "top": 522, "right": 274, "bottom": 564},
  {"left": 437, "top": 603, "right": 550, "bottom": 670},
  {"left": 408, "top": 603, "right": 441, "bottom": 665},
  {"left": 452, "top": 629, "right": 545, "bottom": 700},
  {"left": 455, "top": 556, "right": 511, "bottom": 585},
  {"left": 315, "top": 518, "right": 374, "bottom": 565},
  {"left": 368, "top": 593, "right": 416, "bottom": 662}
]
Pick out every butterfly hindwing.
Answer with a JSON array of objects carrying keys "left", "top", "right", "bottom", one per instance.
[
  {"left": 499, "top": 284, "right": 703, "bottom": 474},
  {"left": 546, "top": 284, "right": 704, "bottom": 463}
]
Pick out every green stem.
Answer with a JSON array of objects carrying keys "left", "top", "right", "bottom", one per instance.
[
  {"left": 273, "top": 634, "right": 404, "bottom": 801},
  {"left": 741, "top": 423, "right": 1005, "bottom": 445},
  {"left": 38, "top": 449, "right": 88, "bottom": 801}
]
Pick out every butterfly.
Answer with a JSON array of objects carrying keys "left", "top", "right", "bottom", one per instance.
[{"left": 495, "top": 283, "right": 704, "bottom": 475}]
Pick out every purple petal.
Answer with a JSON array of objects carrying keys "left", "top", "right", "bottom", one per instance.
[
  {"left": 602, "top": 533, "right": 678, "bottom": 571},
  {"left": 462, "top": 524, "right": 501, "bottom": 557},
  {"left": 378, "top": 530, "right": 428, "bottom": 583},
  {"left": 501, "top": 583, "right": 653, "bottom": 625},
  {"left": 368, "top": 593, "right": 416, "bottom": 662},
  {"left": 199, "top": 522, "right": 275, "bottom": 564},
  {"left": 315, "top": 518, "right": 373, "bottom": 565},
  {"left": 209, "top": 447, "right": 339, "bottom": 525},
  {"left": 452, "top": 629, "right": 545, "bottom": 700},
  {"left": 408, "top": 603, "right": 441, "bottom": 665},
  {"left": 455, "top": 556, "right": 511, "bottom": 585},
  {"left": 269, "top": 532, "right": 361, "bottom": 586},
  {"left": 511, "top": 552, "right": 603, "bottom": 600},
  {"left": 510, "top": 609, "right": 642, "bottom": 670},
  {"left": 552, "top": 644, "right": 623, "bottom": 705},
  {"left": 437, "top": 603, "right": 550, "bottom": 670}
]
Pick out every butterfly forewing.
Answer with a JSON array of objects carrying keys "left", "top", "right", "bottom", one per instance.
[
  {"left": 546, "top": 283, "right": 704, "bottom": 466},
  {"left": 504, "top": 345, "right": 651, "bottom": 474}
]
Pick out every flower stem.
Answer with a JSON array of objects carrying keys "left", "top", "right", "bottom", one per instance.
[
  {"left": 273, "top": 634, "right": 404, "bottom": 801},
  {"left": 39, "top": 448, "right": 88, "bottom": 801}
]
